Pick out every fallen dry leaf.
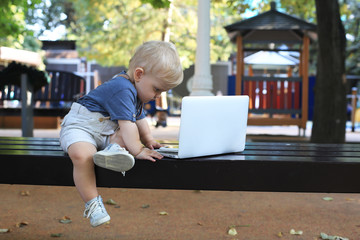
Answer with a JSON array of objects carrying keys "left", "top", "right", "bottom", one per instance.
[
  {"left": 290, "top": 229, "right": 303, "bottom": 235},
  {"left": 320, "top": 232, "right": 349, "bottom": 240},
  {"left": 236, "top": 224, "right": 250, "bottom": 227},
  {"left": 228, "top": 227, "right": 237, "bottom": 236},
  {"left": 50, "top": 233, "right": 63, "bottom": 237},
  {"left": 105, "top": 199, "right": 117, "bottom": 205},
  {"left": 277, "top": 231, "right": 283, "bottom": 238},
  {"left": 58, "top": 216, "right": 72, "bottom": 224},
  {"left": 20, "top": 190, "right": 30, "bottom": 196},
  {"left": 16, "top": 222, "right": 28, "bottom": 228},
  {"left": 229, "top": 224, "right": 250, "bottom": 229},
  {"left": 60, "top": 216, "right": 71, "bottom": 220}
]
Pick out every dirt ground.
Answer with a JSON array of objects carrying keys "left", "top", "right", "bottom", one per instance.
[
  {"left": 1, "top": 122, "right": 360, "bottom": 239},
  {"left": 0, "top": 184, "right": 359, "bottom": 240}
]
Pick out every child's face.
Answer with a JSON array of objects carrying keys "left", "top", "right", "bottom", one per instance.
[{"left": 134, "top": 68, "right": 168, "bottom": 103}]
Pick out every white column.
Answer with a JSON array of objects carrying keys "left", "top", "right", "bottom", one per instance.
[{"left": 190, "top": 0, "right": 213, "bottom": 96}]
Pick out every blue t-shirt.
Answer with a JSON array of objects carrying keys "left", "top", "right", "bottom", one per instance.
[{"left": 77, "top": 73, "right": 145, "bottom": 122}]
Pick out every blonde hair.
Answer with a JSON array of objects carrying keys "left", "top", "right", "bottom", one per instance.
[{"left": 128, "top": 41, "right": 183, "bottom": 89}]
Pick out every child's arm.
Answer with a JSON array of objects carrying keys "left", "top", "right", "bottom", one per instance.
[
  {"left": 136, "top": 118, "right": 162, "bottom": 150},
  {"left": 118, "top": 120, "right": 163, "bottom": 162}
]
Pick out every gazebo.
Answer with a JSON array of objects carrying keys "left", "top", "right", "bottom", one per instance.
[{"left": 224, "top": 2, "right": 317, "bottom": 133}]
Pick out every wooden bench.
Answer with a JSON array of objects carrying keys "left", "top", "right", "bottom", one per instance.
[
  {"left": 1, "top": 136, "right": 360, "bottom": 193},
  {"left": 0, "top": 70, "right": 86, "bottom": 117}
]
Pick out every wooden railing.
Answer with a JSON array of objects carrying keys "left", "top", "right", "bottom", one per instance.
[{"left": 242, "top": 75, "right": 307, "bottom": 134}]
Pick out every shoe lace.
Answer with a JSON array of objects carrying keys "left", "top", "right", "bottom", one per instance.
[{"left": 84, "top": 200, "right": 101, "bottom": 219}]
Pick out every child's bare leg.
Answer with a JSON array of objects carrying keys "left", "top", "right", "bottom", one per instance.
[
  {"left": 68, "top": 142, "right": 98, "bottom": 203},
  {"left": 110, "top": 128, "right": 126, "bottom": 148}
]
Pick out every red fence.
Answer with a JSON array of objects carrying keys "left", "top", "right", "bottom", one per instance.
[{"left": 242, "top": 76, "right": 302, "bottom": 116}]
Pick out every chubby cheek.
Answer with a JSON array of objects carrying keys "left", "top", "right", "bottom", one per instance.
[
  {"left": 138, "top": 92, "right": 153, "bottom": 103},
  {"left": 136, "top": 86, "right": 157, "bottom": 102}
]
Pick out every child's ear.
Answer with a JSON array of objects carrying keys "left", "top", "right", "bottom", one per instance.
[{"left": 134, "top": 67, "right": 144, "bottom": 82}]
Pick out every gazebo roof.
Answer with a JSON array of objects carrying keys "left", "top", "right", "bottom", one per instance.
[
  {"left": 245, "top": 51, "right": 299, "bottom": 66},
  {"left": 0, "top": 47, "right": 42, "bottom": 67},
  {"left": 224, "top": 2, "right": 317, "bottom": 44}
]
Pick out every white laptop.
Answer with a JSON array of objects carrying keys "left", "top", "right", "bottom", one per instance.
[{"left": 156, "top": 95, "right": 249, "bottom": 159}]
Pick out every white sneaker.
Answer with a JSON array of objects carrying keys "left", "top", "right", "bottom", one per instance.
[
  {"left": 84, "top": 195, "right": 110, "bottom": 227},
  {"left": 93, "top": 143, "right": 135, "bottom": 173}
]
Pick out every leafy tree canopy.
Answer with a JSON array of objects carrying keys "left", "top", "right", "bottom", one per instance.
[
  {"left": 5, "top": 0, "right": 360, "bottom": 76},
  {"left": 140, "top": 0, "right": 171, "bottom": 9},
  {"left": 64, "top": 0, "right": 252, "bottom": 68},
  {"left": 0, "top": 0, "right": 42, "bottom": 51}
]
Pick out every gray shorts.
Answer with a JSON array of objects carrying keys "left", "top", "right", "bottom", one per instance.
[{"left": 59, "top": 102, "right": 118, "bottom": 153}]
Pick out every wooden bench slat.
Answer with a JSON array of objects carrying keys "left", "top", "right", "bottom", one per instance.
[
  {"left": 242, "top": 150, "right": 360, "bottom": 157},
  {"left": 3, "top": 139, "right": 358, "bottom": 149},
  {"left": 245, "top": 144, "right": 360, "bottom": 151},
  {"left": 0, "top": 138, "right": 359, "bottom": 156},
  {"left": 0, "top": 145, "right": 62, "bottom": 151},
  {"left": 0, "top": 147, "right": 359, "bottom": 163},
  {"left": 1, "top": 150, "right": 360, "bottom": 192},
  {"left": 0, "top": 140, "right": 60, "bottom": 146},
  {"left": 0, "top": 145, "right": 359, "bottom": 158},
  {"left": 246, "top": 141, "right": 360, "bottom": 147},
  {"left": 0, "top": 136, "right": 59, "bottom": 141},
  {"left": 0, "top": 149, "right": 66, "bottom": 156},
  {"left": 1, "top": 137, "right": 360, "bottom": 193},
  {"left": 2, "top": 137, "right": 359, "bottom": 148}
]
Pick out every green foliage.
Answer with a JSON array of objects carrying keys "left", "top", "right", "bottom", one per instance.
[
  {"left": 217, "top": 0, "right": 255, "bottom": 15},
  {"left": 341, "top": 0, "right": 360, "bottom": 75},
  {"left": 4, "top": 0, "right": 360, "bottom": 76},
  {"left": 68, "top": 0, "right": 248, "bottom": 68},
  {"left": 278, "top": 0, "right": 360, "bottom": 76},
  {"left": 22, "top": 35, "right": 42, "bottom": 52},
  {"left": 26, "top": 0, "right": 77, "bottom": 38},
  {"left": 279, "top": 0, "right": 316, "bottom": 21},
  {"left": 1, "top": 0, "right": 26, "bottom": 38},
  {"left": 71, "top": 0, "right": 164, "bottom": 66},
  {"left": 0, "top": 0, "right": 42, "bottom": 51},
  {"left": 140, "top": 0, "right": 171, "bottom": 9}
]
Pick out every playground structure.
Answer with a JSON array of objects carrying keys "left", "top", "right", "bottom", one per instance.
[{"left": 225, "top": 2, "right": 317, "bottom": 135}]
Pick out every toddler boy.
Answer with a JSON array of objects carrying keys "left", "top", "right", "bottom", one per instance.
[{"left": 59, "top": 41, "right": 183, "bottom": 227}]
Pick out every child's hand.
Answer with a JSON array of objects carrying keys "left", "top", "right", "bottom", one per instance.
[
  {"left": 135, "top": 148, "right": 163, "bottom": 162},
  {"left": 145, "top": 140, "right": 162, "bottom": 150}
]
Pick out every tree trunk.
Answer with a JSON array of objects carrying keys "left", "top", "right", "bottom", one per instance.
[{"left": 311, "top": 0, "right": 347, "bottom": 143}]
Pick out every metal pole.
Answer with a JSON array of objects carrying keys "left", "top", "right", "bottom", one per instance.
[
  {"left": 351, "top": 87, "right": 358, "bottom": 132},
  {"left": 21, "top": 74, "right": 34, "bottom": 137}
]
